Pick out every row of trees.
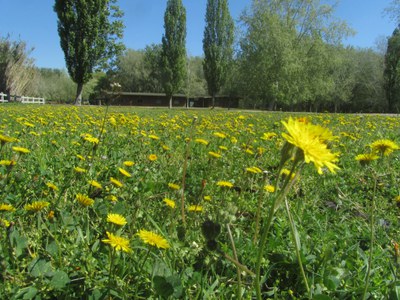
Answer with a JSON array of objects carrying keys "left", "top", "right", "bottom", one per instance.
[{"left": 1, "top": 0, "right": 400, "bottom": 112}]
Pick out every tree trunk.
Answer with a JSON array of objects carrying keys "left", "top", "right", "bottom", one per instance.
[
  {"left": 75, "top": 82, "right": 84, "bottom": 105},
  {"left": 169, "top": 95, "right": 172, "bottom": 109},
  {"left": 211, "top": 94, "right": 215, "bottom": 109}
]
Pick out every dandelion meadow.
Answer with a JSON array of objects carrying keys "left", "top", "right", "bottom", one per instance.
[{"left": 0, "top": 104, "right": 399, "bottom": 299}]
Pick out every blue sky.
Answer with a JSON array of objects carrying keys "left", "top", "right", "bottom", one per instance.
[{"left": 0, "top": 0, "right": 396, "bottom": 69}]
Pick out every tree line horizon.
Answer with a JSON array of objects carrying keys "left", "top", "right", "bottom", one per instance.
[{"left": 2, "top": 0, "right": 400, "bottom": 113}]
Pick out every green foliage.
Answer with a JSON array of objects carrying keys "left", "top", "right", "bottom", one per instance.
[
  {"left": 384, "top": 25, "right": 400, "bottom": 113},
  {"left": 161, "top": 0, "right": 187, "bottom": 108},
  {"left": 0, "top": 35, "right": 37, "bottom": 96},
  {"left": 54, "top": 0, "right": 124, "bottom": 105},
  {"left": 203, "top": 0, "right": 234, "bottom": 106}
]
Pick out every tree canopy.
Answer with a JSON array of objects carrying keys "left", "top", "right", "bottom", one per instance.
[{"left": 54, "top": 0, "right": 124, "bottom": 105}]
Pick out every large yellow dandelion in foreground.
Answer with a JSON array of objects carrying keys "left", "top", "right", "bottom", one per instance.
[
  {"left": 281, "top": 117, "right": 339, "bottom": 174},
  {"left": 138, "top": 230, "right": 170, "bottom": 249},
  {"left": 102, "top": 232, "right": 132, "bottom": 253}
]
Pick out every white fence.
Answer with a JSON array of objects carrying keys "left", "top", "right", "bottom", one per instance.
[
  {"left": 21, "top": 96, "right": 45, "bottom": 104},
  {"left": 0, "top": 92, "right": 8, "bottom": 103},
  {"left": 0, "top": 93, "right": 45, "bottom": 104}
]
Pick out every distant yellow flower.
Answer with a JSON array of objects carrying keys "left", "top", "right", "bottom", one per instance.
[
  {"left": 74, "top": 167, "right": 87, "bottom": 173},
  {"left": 107, "top": 213, "right": 127, "bottom": 226},
  {"left": 46, "top": 182, "right": 59, "bottom": 191},
  {"left": 370, "top": 139, "right": 399, "bottom": 156},
  {"left": 189, "top": 205, "right": 203, "bottom": 212},
  {"left": 47, "top": 210, "right": 55, "bottom": 220},
  {"left": 76, "top": 193, "right": 94, "bottom": 207},
  {"left": 282, "top": 117, "right": 339, "bottom": 174},
  {"left": 163, "top": 198, "right": 176, "bottom": 209},
  {"left": 355, "top": 153, "right": 379, "bottom": 165},
  {"left": 161, "top": 144, "right": 170, "bottom": 151},
  {"left": 110, "top": 177, "right": 123, "bottom": 187},
  {"left": 264, "top": 185, "right": 275, "bottom": 193},
  {"left": 107, "top": 195, "right": 118, "bottom": 202},
  {"left": 213, "top": 132, "right": 226, "bottom": 139},
  {"left": 24, "top": 201, "right": 50, "bottom": 212},
  {"left": 148, "top": 154, "right": 158, "bottom": 161},
  {"left": 219, "top": 146, "right": 228, "bottom": 151},
  {"left": 208, "top": 151, "right": 222, "bottom": 158},
  {"left": 217, "top": 181, "right": 233, "bottom": 188},
  {"left": 123, "top": 161, "right": 135, "bottom": 167},
  {"left": 89, "top": 180, "right": 102, "bottom": 189},
  {"left": 168, "top": 183, "right": 180, "bottom": 190},
  {"left": 0, "top": 160, "right": 16, "bottom": 166},
  {"left": 76, "top": 154, "right": 86, "bottom": 161},
  {"left": 261, "top": 132, "right": 277, "bottom": 140},
  {"left": 0, "top": 134, "right": 15, "bottom": 144},
  {"left": 280, "top": 168, "right": 296, "bottom": 180},
  {"left": 246, "top": 166, "right": 263, "bottom": 174},
  {"left": 245, "top": 149, "right": 254, "bottom": 155},
  {"left": 0, "top": 203, "right": 15, "bottom": 212},
  {"left": 118, "top": 168, "right": 131, "bottom": 178},
  {"left": 149, "top": 134, "right": 160, "bottom": 140},
  {"left": 204, "top": 195, "right": 212, "bottom": 201},
  {"left": 12, "top": 146, "right": 30, "bottom": 154},
  {"left": 195, "top": 138, "right": 209, "bottom": 145},
  {"left": 138, "top": 229, "right": 170, "bottom": 249},
  {"left": 102, "top": 231, "right": 132, "bottom": 253}
]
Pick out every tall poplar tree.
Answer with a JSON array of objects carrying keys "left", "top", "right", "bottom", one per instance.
[
  {"left": 203, "top": 0, "right": 234, "bottom": 107},
  {"left": 161, "top": 0, "right": 187, "bottom": 108},
  {"left": 54, "top": 0, "right": 124, "bottom": 105},
  {"left": 384, "top": 25, "right": 400, "bottom": 113}
]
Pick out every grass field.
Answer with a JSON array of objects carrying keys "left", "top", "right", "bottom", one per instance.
[{"left": 0, "top": 104, "right": 399, "bottom": 299}]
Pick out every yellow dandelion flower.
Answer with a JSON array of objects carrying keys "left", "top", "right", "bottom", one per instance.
[
  {"left": 76, "top": 193, "right": 94, "bottom": 207},
  {"left": 107, "top": 195, "right": 118, "bottom": 202},
  {"left": 24, "top": 201, "right": 50, "bottom": 212},
  {"left": 261, "top": 132, "right": 277, "bottom": 140},
  {"left": 213, "top": 132, "right": 226, "bottom": 139},
  {"left": 89, "top": 180, "right": 102, "bottom": 189},
  {"left": 264, "top": 185, "right": 275, "bottom": 193},
  {"left": 107, "top": 213, "right": 127, "bottom": 226},
  {"left": 74, "top": 167, "right": 87, "bottom": 173},
  {"left": 370, "top": 139, "right": 399, "bottom": 156},
  {"left": 204, "top": 195, "right": 212, "bottom": 201},
  {"left": 0, "top": 134, "right": 15, "bottom": 144},
  {"left": 46, "top": 182, "right": 59, "bottom": 191},
  {"left": 138, "top": 229, "right": 170, "bottom": 249},
  {"left": 161, "top": 144, "right": 170, "bottom": 151},
  {"left": 281, "top": 117, "right": 339, "bottom": 174},
  {"left": 84, "top": 136, "right": 99, "bottom": 144},
  {"left": 149, "top": 134, "right": 160, "bottom": 140},
  {"left": 76, "top": 154, "right": 86, "bottom": 161},
  {"left": 168, "top": 183, "right": 180, "bottom": 190},
  {"left": 280, "top": 168, "right": 296, "bottom": 180},
  {"left": 246, "top": 166, "right": 263, "bottom": 174},
  {"left": 0, "top": 219, "right": 10, "bottom": 228},
  {"left": 109, "top": 117, "right": 117, "bottom": 126},
  {"left": 208, "top": 151, "right": 222, "bottom": 158},
  {"left": 123, "top": 161, "right": 135, "bottom": 167},
  {"left": 0, "top": 160, "right": 16, "bottom": 166},
  {"left": 12, "top": 146, "right": 30, "bottom": 154},
  {"left": 0, "top": 203, "right": 15, "bottom": 212},
  {"left": 355, "top": 153, "right": 379, "bottom": 166},
  {"left": 47, "top": 210, "right": 55, "bottom": 220},
  {"left": 102, "top": 231, "right": 132, "bottom": 253},
  {"left": 110, "top": 177, "right": 123, "bottom": 188},
  {"left": 118, "top": 168, "right": 131, "bottom": 178},
  {"left": 195, "top": 138, "right": 209, "bottom": 145},
  {"left": 163, "top": 198, "right": 176, "bottom": 209},
  {"left": 219, "top": 146, "right": 228, "bottom": 151},
  {"left": 217, "top": 181, "right": 234, "bottom": 188},
  {"left": 148, "top": 154, "right": 158, "bottom": 161},
  {"left": 245, "top": 149, "right": 254, "bottom": 155},
  {"left": 189, "top": 205, "right": 203, "bottom": 212}
]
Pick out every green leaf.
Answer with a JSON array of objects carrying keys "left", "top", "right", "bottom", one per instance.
[
  {"left": 313, "top": 294, "right": 332, "bottom": 300},
  {"left": 389, "top": 286, "right": 400, "bottom": 300},
  {"left": 324, "top": 275, "right": 340, "bottom": 290},
  {"left": 15, "top": 286, "right": 38, "bottom": 300},
  {"left": 50, "top": 271, "right": 70, "bottom": 290},
  {"left": 28, "top": 258, "right": 52, "bottom": 278},
  {"left": 153, "top": 276, "right": 174, "bottom": 298}
]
